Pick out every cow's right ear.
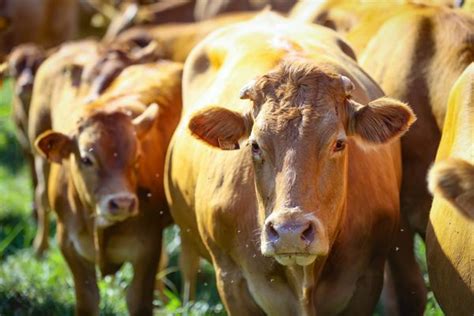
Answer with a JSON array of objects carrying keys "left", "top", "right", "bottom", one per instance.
[
  {"left": 35, "top": 131, "right": 73, "bottom": 164},
  {"left": 188, "top": 106, "right": 252, "bottom": 150}
]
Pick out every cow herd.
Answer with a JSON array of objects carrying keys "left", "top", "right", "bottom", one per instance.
[{"left": 0, "top": 0, "right": 473, "bottom": 315}]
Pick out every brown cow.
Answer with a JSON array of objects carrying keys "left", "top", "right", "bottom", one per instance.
[
  {"left": 289, "top": 0, "right": 466, "bottom": 55},
  {"left": 104, "top": 0, "right": 296, "bottom": 40},
  {"left": 165, "top": 13, "right": 415, "bottom": 314},
  {"left": 28, "top": 36, "right": 167, "bottom": 255},
  {"left": 0, "top": 0, "right": 78, "bottom": 60},
  {"left": 28, "top": 40, "right": 101, "bottom": 256},
  {"left": 111, "top": 11, "right": 255, "bottom": 62},
  {"left": 32, "top": 58, "right": 182, "bottom": 314},
  {"left": 426, "top": 63, "right": 474, "bottom": 315},
  {"left": 358, "top": 7, "right": 473, "bottom": 314},
  {"left": 1, "top": 44, "right": 46, "bottom": 220}
]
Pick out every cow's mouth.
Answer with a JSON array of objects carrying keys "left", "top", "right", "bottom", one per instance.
[
  {"left": 95, "top": 214, "right": 129, "bottom": 228},
  {"left": 95, "top": 207, "right": 131, "bottom": 228},
  {"left": 274, "top": 254, "right": 317, "bottom": 266}
]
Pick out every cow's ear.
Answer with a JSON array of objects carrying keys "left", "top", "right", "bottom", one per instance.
[
  {"left": 35, "top": 131, "right": 73, "bottom": 163},
  {"left": 347, "top": 97, "right": 416, "bottom": 145},
  {"left": 428, "top": 158, "right": 474, "bottom": 219},
  {"left": 188, "top": 106, "right": 252, "bottom": 150},
  {"left": 132, "top": 103, "right": 159, "bottom": 138}
]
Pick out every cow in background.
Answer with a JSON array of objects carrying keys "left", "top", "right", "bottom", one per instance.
[
  {"left": 357, "top": 7, "right": 473, "bottom": 314},
  {"left": 1, "top": 44, "right": 46, "bottom": 222},
  {"left": 109, "top": 11, "right": 255, "bottom": 62},
  {"left": 289, "top": 0, "right": 469, "bottom": 55},
  {"left": 0, "top": 0, "right": 78, "bottom": 60},
  {"left": 104, "top": 0, "right": 296, "bottom": 39}
]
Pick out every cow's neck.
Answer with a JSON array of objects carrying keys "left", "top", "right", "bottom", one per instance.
[
  {"left": 284, "top": 255, "right": 329, "bottom": 316},
  {"left": 67, "top": 166, "right": 108, "bottom": 270}
]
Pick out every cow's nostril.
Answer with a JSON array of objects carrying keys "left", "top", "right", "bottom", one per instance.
[
  {"left": 266, "top": 222, "right": 279, "bottom": 242},
  {"left": 301, "top": 223, "right": 315, "bottom": 243},
  {"left": 109, "top": 199, "right": 119, "bottom": 211}
]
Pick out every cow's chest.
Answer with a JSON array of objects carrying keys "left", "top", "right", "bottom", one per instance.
[
  {"left": 70, "top": 230, "right": 95, "bottom": 262},
  {"left": 68, "top": 226, "right": 143, "bottom": 264}
]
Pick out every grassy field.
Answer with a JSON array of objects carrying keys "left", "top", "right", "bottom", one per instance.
[{"left": 0, "top": 80, "right": 443, "bottom": 315}]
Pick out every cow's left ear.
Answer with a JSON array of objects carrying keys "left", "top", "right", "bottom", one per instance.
[
  {"left": 188, "top": 106, "right": 252, "bottom": 150},
  {"left": 346, "top": 97, "right": 416, "bottom": 145},
  {"left": 35, "top": 131, "right": 73, "bottom": 164},
  {"left": 132, "top": 103, "right": 159, "bottom": 138}
]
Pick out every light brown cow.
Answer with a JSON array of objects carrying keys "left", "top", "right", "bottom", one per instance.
[
  {"left": 165, "top": 13, "right": 415, "bottom": 314},
  {"left": 28, "top": 36, "right": 167, "bottom": 256},
  {"left": 104, "top": 0, "right": 296, "bottom": 40},
  {"left": 28, "top": 40, "right": 101, "bottom": 256},
  {"left": 289, "top": 0, "right": 467, "bottom": 55},
  {"left": 426, "top": 63, "right": 474, "bottom": 315},
  {"left": 111, "top": 11, "right": 255, "bottom": 62},
  {"left": 32, "top": 58, "right": 182, "bottom": 314},
  {"left": 357, "top": 7, "right": 473, "bottom": 313},
  {"left": 1, "top": 44, "right": 46, "bottom": 220},
  {"left": 0, "top": 0, "right": 78, "bottom": 60}
]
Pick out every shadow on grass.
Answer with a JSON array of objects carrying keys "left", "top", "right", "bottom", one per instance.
[
  {"left": 0, "top": 119, "right": 25, "bottom": 174},
  {"left": 0, "top": 213, "right": 35, "bottom": 259},
  {"left": 0, "top": 292, "right": 76, "bottom": 316}
]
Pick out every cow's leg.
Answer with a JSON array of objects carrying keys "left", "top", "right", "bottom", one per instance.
[
  {"left": 14, "top": 121, "right": 38, "bottom": 219},
  {"left": 33, "top": 156, "right": 50, "bottom": 256},
  {"left": 341, "top": 258, "right": 385, "bottom": 315},
  {"left": 380, "top": 263, "right": 398, "bottom": 316},
  {"left": 27, "top": 151, "right": 39, "bottom": 217},
  {"left": 179, "top": 230, "right": 200, "bottom": 304},
  {"left": 210, "top": 252, "right": 265, "bottom": 316},
  {"left": 58, "top": 225, "right": 99, "bottom": 316},
  {"left": 126, "top": 238, "right": 161, "bottom": 316},
  {"left": 387, "top": 215, "right": 427, "bottom": 316}
]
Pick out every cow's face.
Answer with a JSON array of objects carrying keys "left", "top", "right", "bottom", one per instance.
[
  {"left": 189, "top": 60, "right": 415, "bottom": 266},
  {"left": 7, "top": 44, "right": 45, "bottom": 107},
  {"left": 35, "top": 105, "right": 158, "bottom": 227}
]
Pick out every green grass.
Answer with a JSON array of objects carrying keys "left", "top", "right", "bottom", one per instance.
[{"left": 0, "top": 79, "right": 442, "bottom": 315}]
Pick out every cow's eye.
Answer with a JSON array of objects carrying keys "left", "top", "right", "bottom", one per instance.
[
  {"left": 251, "top": 140, "right": 264, "bottom": 162},
  {"left": 80, "top": 156, "right": 94, "bottom": 166},
  {"left": 333, "top": 139, "right": 346, "bottom": 152},
  {"left": 251, "top": 141, "right": 261, "bottom": 155}
]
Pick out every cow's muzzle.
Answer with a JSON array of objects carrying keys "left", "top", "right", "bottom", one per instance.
[
  {"left": 260, "top": 211, "right": 329, "bottom": 266},
  {"left": 96, "top": 192, "right": 138, "bottom": 227}
]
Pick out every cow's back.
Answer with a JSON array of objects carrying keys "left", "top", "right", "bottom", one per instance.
[
  {"left": 289, "top": 0, "right": 424, "bottom": 54},
  {"left": 28, "top": 40, "right": 99, "bottom": 145}
]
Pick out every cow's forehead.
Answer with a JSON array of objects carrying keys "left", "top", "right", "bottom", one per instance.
[{"left": 76, "top": 112, "right": 137, "bottom": 157}]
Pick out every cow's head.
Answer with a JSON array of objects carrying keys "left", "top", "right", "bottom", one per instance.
[
  {"left": 6, "top": 44, "right": 46, "bottom": 107},
  {"left": 35, "top": 104, "right": 158, "bottom": 227},
  {"left": 189, "top": 60, "right": 415, "bottom": 266}
]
